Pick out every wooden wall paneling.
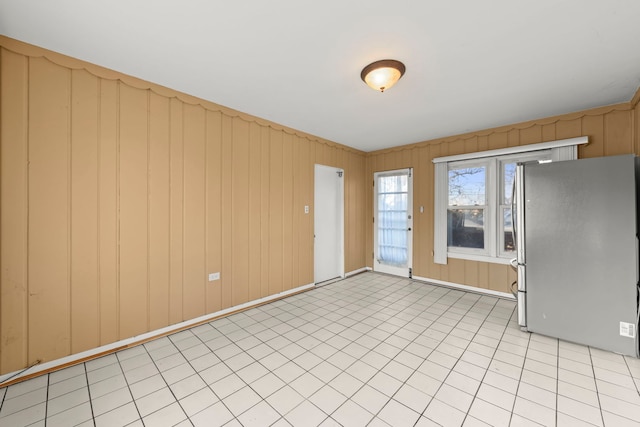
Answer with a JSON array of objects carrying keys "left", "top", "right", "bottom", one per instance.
[
  {"left": 290, "top": 135, "right": 300, "bottom": 287},
  {"left": 220, "top": 114, "right": 233, "bottom": 309},
  {"left": 70, "top": 69, "right": 100, "bottom": 354},
  {"left": 447, "top": 258, "right": 465, "bottom": 285},
  {"left": 555, "top": 118, "right": 581, "bottom": 140},
  {"left": 541, "top": 123, "right": 556, "bottom": 141},
  {"left": 384, "top": 149, "right": 400, "bottom": 171},
  {"left": 413, "top": 146, "right": 429, "bottom": 277},
  {"left": 518, "top": 126, "right": 542, "bottom": 146},
  {"left": 148, "top": 93, "right": 172, "bottom": 323},
  {"left": 182, "top": 104, "right": 207, "bottom": 318},
  {"left": 395, "top": 148, "right": 407, "bottom": 169},
  {"left": 344, "top": 153, "right": 364, "bottom": 273},
  {"left": 581, "top": 114, "right": 605, "bottom": 158},
  {"left": 463, "top": 137, "right": 478, "bottom": 155},
  {"left": 118, "top": 84, "right": 149, "bottom": 338},
  {"left": 281, "top": 133, "right": 294, "bottom": 291},
  {"left": 507, "top": 265, "right": 517, "bottom": 294},
  {"left": 463, "top": 260, "right": 479, "bottom": 287},
  {"left": 259, "top": 126, "right": 271, "bottom": 297},
  {"left": 335, "top": 145, "right": 346, "bottom": 171},
  {"left": 326, "top": 143, "right": 337, "bottom": 167},
  {"left": 28, "top": 57, "right": 71, "bottom": 361},
  {"left": 205, "top": 110, "right": 223, "bottom": 313},
  {"left": 297, "top": 137, "right": 312, "bottom": 285},
  {"left": 269, "top": 129, "right": 284, "bottom": 294},
  {"left": 604, "top": 109, "right": 633, "bottom": 156},
  {"left": 0, "top": 48, "right": 29, "bottom": 372},
  {"left": 477, "top": 135, "right": 489, "bottom": 152},
  {"left": 356, "top": 154, "right": 367, "bottom": 268},
  {"left": 364, "top": 155, "right": 372, "bottom": 269},
  {"left": 487, "top": 132, "right": 508, "bottom": 150},
  {"left": 506, "top": 129, "right": 520, "bottom": 148},
  {"left": 148, "top": 92, "right": 171, "bottom": 330},
  {"left": 401, "top": 148, "right": 413, "bottom": 170},
  {"left": 231, "top": 117, "right": 250, "bottom": 306},
  {"left": 314, "top": 143, "right": 325, "bottom": 166},
  {"left": 487, "top": 263, "right": 509, "bottom": 294},
  {"left": 98, "top": 79, "right": 118, "bottom": 346},
  {"left": 169, "top": 98, "right": 184, "bottom": 323},
  {"left": 345, "top": 152, "right": 357, "bottom": 273},
  {"left": 425, "top": 143, "right": 442, "bottom": 280},
  {"left": 477, "top": 262, "right": 489, "bottom": 289},
  {"left": 248, "top": 122, "right": 262, "bottom": 301},
  {"left": 344, "top": 148, "right": 356, "bottom": 271},
  {"left": 423, "top": 144, "right": 436, "bottom": 279},
  {"left": 447, "top": 139, "right": 464, "bottom": 157}
]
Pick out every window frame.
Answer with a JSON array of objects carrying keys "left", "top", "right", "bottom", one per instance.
[
  {"left": 496, "top": 151, "right": 551, "bottom": 258},
  {"left": 446, "top": 158, "right": 493, "bottom": 258},
  {"left": 432, "top": 137, "right": 588, "bottom": 265}
]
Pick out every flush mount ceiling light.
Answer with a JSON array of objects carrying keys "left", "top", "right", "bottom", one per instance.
[{"left": 361, "top": 59, "right": 406, "bottom": 92}]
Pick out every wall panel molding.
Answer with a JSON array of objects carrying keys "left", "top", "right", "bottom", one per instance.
[{"left": 0, "top": 36, "right": 363, "bottom": 156}]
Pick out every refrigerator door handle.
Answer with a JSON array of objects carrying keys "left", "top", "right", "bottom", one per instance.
[{"left": 511, "top": 176, "right": 517, "bottom": 253}]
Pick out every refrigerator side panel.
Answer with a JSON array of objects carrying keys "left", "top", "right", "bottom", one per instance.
[{"left": 525, "top": 155, "right": 638, "bottom": 357}]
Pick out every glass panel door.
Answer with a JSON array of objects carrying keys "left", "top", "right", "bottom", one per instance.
[{"left": 374, "top": 169, "right": 412, "bottom": 277}]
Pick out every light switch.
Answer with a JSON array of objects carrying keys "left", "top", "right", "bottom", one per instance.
[{"left": 208, "top": 272, "right": 220, "bottom": 281}]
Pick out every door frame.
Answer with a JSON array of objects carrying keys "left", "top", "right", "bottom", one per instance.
[
  {"left": 314, "top": 164, "right": 344, "bottom": 284},
  {"left": 373, "top": 168, "right": 413, "bottom": 277}
]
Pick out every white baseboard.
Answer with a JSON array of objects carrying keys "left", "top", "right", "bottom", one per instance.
[
  {"left": 412, "top": 275, "right": 515, "bottom": 300},
  {"left": 345, "top": 267, "right": 370, "bottom": 277},
  {"left": 0, "top": 282, "right": 315, "bottom": 385}
]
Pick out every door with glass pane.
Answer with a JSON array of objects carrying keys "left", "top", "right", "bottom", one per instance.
[{"left": 373, "top": 169, "right": 413, "bottom": 277}]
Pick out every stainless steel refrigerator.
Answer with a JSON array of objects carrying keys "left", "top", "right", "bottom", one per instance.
[{"left": 513, "top": 154, "right": 639, "bottom": 358}]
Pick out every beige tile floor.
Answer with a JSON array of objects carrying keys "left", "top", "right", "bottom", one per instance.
[{"left": 1, "top": 272, "right": 639, "bottom": 426}]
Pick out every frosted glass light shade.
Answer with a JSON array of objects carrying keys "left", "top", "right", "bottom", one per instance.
[{"left": 361, "top": 59, "right": 406, "bottom": 92}]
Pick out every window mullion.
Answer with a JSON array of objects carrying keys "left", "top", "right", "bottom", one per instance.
[{"left": 488, "top": 158, "right": 497, "bottom": 258}]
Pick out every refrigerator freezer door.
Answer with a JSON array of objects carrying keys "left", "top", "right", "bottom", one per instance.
[{"left": 524, "top": 155, "right": 638, "bottom": 357}]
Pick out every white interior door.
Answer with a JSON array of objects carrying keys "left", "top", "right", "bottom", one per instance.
[
  {"left": 374, "top": 168, "right": 413, "bottom": 277},
  {"left": 314, "top": 164, "right": 344, "bottom": 284}
]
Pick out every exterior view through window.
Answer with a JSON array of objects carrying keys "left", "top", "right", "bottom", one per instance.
[
  {"left": 377, "top": 174, "right": 409, "bottom": 266},
  {"left": 446, "top": 152, "right": 550, "bottom": 259}
]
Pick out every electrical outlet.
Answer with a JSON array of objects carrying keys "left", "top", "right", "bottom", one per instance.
[
  {"left": 208, "top": 272, "right": 220, "bottom": 281},
  {"left": 304, "top": 205, "right": 309, "bottom": 214}
]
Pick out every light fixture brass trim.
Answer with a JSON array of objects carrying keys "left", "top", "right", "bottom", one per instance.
[{"left": 361, "top": 59, "right": 406, "bottom": 92}]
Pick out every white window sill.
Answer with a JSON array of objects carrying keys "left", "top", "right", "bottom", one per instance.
[{"left": 447, "top": 252, "right": 514, "bottom": 265}]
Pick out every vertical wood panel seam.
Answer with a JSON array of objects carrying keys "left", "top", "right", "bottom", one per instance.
[
  {"left": 167, "top": 99, "right": 171, "bottom": 320},
  {"left": 218, "top": 113, "right": 223, "bottom": 308},
  {"left": 203, "top": 110, "right": 207, "bottom": 313},
  {"left": 230, "top": 118, "right": 234, "bottom": 303},
  {"left": 146, "top": 90, "right": 151, "bottom": 331},
  {"left": 96, "top": 77, "right": 102, "bottom": 346},
  {"left": 115, "top": 81, "right": 121, "bottom": 339},
  {"left": 181, "top": 104, "right": 185, "bottom": 321},
  {"left": 23, "top": 54, "right": 31, "bottom": 367},
  {"left": 67, "top": 66, "right": 72, "bottom": 355},
  {"left": 264, "top": 128, "right": 269, "bottom": 295}
]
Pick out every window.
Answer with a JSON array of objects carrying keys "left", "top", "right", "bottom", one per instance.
[
  {"left": 433, "top": 137, "right": 588, "bottom": 265},
  {"left": 445, "top": 152, "right": 550, "bottom": 260},
  {"left": 447, "top": 162, "right": 487, "bottom": 252}
]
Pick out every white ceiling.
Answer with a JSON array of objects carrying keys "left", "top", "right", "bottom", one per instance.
[{"left": 1, "top": 1, "right": 640, "bottom": 152}]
